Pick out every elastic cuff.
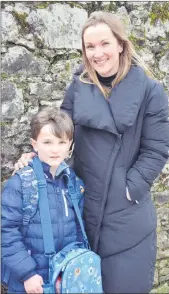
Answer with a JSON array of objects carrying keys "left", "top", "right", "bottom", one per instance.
[{"left": 21, "top": 270, "right": 37, "bottom": 282}]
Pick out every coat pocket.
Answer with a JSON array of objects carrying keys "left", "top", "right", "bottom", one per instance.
[
  {"left": 106, "top": 167, "right": 134, "bottom": 214},
  {"left": 1, "top": 263, "right": 11, "bottom": 286}
]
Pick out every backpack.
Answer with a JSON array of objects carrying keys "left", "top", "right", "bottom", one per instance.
[
  {"left": 31, "top": 157, "right": 103, "bottom": 294},
  {"left": 2, "top": 157, "right": 103, "bottom": 293},
  {"left": 16, "top": 160, "right": 84, "bottom": 230}
]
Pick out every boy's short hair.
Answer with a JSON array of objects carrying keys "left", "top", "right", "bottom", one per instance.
[{"left": 30, "top": 107, "right": 74, "bottom": 140}]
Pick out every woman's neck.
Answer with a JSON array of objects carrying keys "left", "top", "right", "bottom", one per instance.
[{"left": 96, "top": 72, "right": 117, "bottom": 88}]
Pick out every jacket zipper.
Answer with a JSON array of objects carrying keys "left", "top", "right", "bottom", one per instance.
[
  {"left": 55, "top": 184, "right": 64, "bottom": 251},
  {"left": 61, "top": 189, "right": 69, "bottom": 217}
]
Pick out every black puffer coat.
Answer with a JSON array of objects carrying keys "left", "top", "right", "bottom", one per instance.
[{"left": 61, "top": 65, "right": 169, "bottom": 293}]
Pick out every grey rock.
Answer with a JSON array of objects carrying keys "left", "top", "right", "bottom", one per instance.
[
  {"left": 26, "top": 3, "right": 88, "bottom": 49},
  {"left": 145, "top": 19, "right": 167, "bottom": 40},
  {"left": 4, "top": 4, "right": 14, "bottom": 12},
  {"left": 15, "top": 38, "right": 36, "bottom": 51},
  {"left": 1, "top": 11, "right": 19, "bottom": 43},
  {"left": 2, "top": 81, "right": 24, "bottom": 120},
  {"left": 50, "top": 57, "right": 82, "bottom": 85},
  {"left": 28, "top": 82, "right": 64, "bottom": 100},
  {"left": 14, "top": 2, "right": 30, "bottom": 14},
  {"left": 159, "top": 52, "right": 169, "bottom": 74},
  {"left": 154, "top": 191, "right": 169, "bottom": 206},
  {"left": 129, "top": 8, "right": 149, "bottom": 26},
  {"left": 39, "top": 100, "right": 62, "bottom": 108},
  {"left": 116, "top": 6, "right": 132, "bottom": 35},
  {"left": 2, "top": 46, "right": 49, "bottom": 75},
  {"left": 1, "top": 46, "right": 7, "bottom": 54},
  {"left": 139, "top": 47, "right": 155, "bottom": 66}
]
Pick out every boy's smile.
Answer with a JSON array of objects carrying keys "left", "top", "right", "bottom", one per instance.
[{"left": 31, "top": 124, "right": 72, "bottom": 176}]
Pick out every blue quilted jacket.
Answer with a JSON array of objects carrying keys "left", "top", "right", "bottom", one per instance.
[{"left": 1, "top": 160, "right": 84, "bottom": 293}]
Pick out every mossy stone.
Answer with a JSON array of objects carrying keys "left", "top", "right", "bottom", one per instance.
[
  {"left": 149, "top": 3, "right": 169, "bottom": 25},
  {"left": 12, "top": 11, "right": 28, "bottom": 33}
]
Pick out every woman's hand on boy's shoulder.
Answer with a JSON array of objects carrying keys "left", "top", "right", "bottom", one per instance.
[
  {"left": 24, "top": 274, "right": 44, "bottom": 294},
  {"left": 12, "top": 152, "right": 36, "bottom": 175}
]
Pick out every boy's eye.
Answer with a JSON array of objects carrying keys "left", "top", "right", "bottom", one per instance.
[
  {"left": 60, "top": 141, "right": 67, "bottom": 144},
  {"left": 44, "top": 141, "right": 51, "bottom": 144}
]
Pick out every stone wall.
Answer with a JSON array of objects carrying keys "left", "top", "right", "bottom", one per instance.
[{"left": 1, "top": 1, "right": 169, "bottom": 292}]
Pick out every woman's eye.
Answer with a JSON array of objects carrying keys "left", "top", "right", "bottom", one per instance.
[
  {"left": 102, "top": 42, "right": 109, "bottom": 46},
  {"left": 44, "top": 141, "right": 51, "bottom": 144},
  {"left": 86, "top": 45, "right": 94, "bottom": 49},
  {"left": 60, "top": 141, "right": 66, "bottom": 144}
]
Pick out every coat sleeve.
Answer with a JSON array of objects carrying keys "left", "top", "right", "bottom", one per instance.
[
  {"left": 60, "top": 80, "right": 75, "bottom": 119},
  {"left": 1, "top": 175, "right": 37, "bottom": 282},
  {"left": 126, "top": 82, "right": 169, "bottom": 202}
]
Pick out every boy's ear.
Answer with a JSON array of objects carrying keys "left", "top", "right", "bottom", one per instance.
[
  {"left": 30, "top": 138, "right": 37, "bottom": 152},
  {"left": 69, "top": 140, "right": 73, "bottom": 150},
  {"left": 69, "top": 139, "right": 73, "bottom": 147}
]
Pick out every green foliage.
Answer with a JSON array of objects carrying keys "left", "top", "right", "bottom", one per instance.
[
  {"left": 84, "top": 1, "right": 102, "bottom": 16},
  {"left": 68, "top": 2, "right": 83, "bottom": 9},
  {"left": 0, "top": 121, "right": 11, "bottom": 127},
  {"left": 128, "top": 34, "right": 145, "bottom": 51},
  {"left": 149, "top": 3, "right": 169, "bottom": 25},
  {"left": 101, "top": 2, "right": 116, "bottom": 12},
  {"left": 151, "top": 283, "right": 169, "bottom": 293},
  {"left": 35, "top": 1, "right": 54, "bottom": 9},
  {"left": 12, "top": 11, "right": 28, "bottom": 31},
  {"left": 65, "top": 62, "right": 70, "bottom": 72},
  {"left": 1, "top": 73, "right": 8, "bottom": 79},
  {"left": 155, "top": 171, "right": 169, "bottom": 192}
]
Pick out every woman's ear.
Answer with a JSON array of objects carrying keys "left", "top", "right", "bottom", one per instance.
[
  {"left": 118, "top": 41, "right": 123, "bottom": 54},
  {"left": 119, "top": 44, "right": 123, "bottom": 54},
  {"left": 30, "top": 138, "right": 38, "bottom": 152}
]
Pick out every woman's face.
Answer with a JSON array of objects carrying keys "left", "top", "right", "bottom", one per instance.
[{"left": 83, "top": 23, "right": 123, "bottom": 77}]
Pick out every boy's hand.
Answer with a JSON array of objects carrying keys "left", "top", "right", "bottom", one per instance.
[
  {"left": 12, "top": 152, "right": 36, "bottom": 174},
  {"left": 24, "top": 274, "right": 44, "bottom": 294}
]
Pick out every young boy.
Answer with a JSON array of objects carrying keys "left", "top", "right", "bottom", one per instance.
[{"left": 1, "top": 107, "right": 85, "bottom": 294}]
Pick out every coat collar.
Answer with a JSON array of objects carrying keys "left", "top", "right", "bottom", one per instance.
[
  {"left": 108, "top": 66, "right": 148, "bottom": 133},
  {"left": 73, "top": 66, "right": 148, "bottom": 135},
  {"left": 40, "top": 161, "right": 70, "bottom": 177}
]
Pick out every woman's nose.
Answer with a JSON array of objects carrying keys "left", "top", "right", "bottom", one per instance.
[{"left": 94, "top": 47, "right": 103, "bottom": 58}]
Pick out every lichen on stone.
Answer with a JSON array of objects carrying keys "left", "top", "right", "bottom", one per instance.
[
  {"left": 129, "top": 34, "right": 144, "bottom": 51},
  {"left": 12, "top": 10, "right": 28, "bottom": 32},
  {"left": 35, "top": 1, "right": 54, "bottom": 9},
  {"left": 1, "top": 73, "right": 8, "bottom": 79},
  {"left": 149, "top": 3, "right": 169, "bottom": 25},
  {"left": 68, "top": 2, "right": 83, "bottom": 9}
]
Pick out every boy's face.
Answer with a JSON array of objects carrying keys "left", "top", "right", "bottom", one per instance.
[{"left": 31, "top": 124, "right": 72, "bottom": 169}]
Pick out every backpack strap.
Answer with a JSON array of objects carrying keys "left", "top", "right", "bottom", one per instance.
[
  {"left": 66, "top": 175, "right": 90, "bottom": 249},
  {"left": 16, "top": 166, "right": 39, "bottom": 226},
  {"left": 32, "top": 157, "right": 56, "bottom": 256}
]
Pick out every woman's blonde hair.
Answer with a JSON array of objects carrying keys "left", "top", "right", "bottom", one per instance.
[{"left": 80, "top": 11, "right": 153, "bottom": 97}]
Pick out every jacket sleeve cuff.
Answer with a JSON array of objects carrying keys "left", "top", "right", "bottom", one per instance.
[{"left": 21, "top": 270, "right": 37, "bottom": 282}]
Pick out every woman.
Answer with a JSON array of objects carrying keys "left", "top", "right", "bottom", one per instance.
[{"left": 14, "top": 12, "right": 169, "bottom": 293}]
